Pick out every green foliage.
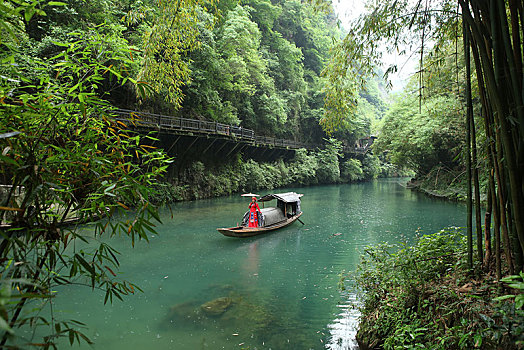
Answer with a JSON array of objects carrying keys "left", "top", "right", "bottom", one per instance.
[
  {"left": 137, "top": 0, "right": 217, "bottom": 107},
  {"left": 495, "top": 274, "right": 524, "bottom": 309},
  {"left": 322, "top": 0, "right": 458, "bottom": 133},
  {"left": 287, "top": 149, "right": 319, "bottom": 186},
  {"left": 217, "top": 5, "right": 268, "bottom": 96},
  {"left": 356, "top": 229, "right": 467, "bottom": 349},
  {"left": 491, "top": 273, "right": 524, "bottom": 347},
  {"left": 355, "top": 228, "right": 522, "bottom": 349},
  {"left": 315, "top": 138, "right": 341, "bottom": 183},
  {"left": 4, "top": 0, "right": 384, "bottom": 151},
  {"left": 178, "top": 0, "right": 348, "bottom": 142},
  {"left": 0, "top": 8, "right": 170, "bottom": 348},
  {"left": 155, "top": 146, "right": 389, "bottom": 202},
  {"left": 341, "top": 158, "right": 364, "bottom": 182},
  {"left": 361, "top": 154, "right": 382, "bottom": 180},
  {"left": 375, "top": 92, "right": 464, "bottom": 174}
]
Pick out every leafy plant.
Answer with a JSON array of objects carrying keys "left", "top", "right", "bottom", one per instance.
[
  {"left": 355, "top": 227, "right": 524, "bottom": 349},
  {"left": 489, "top": 273, "right": 524, "bottom": 347},
  {"left": 0, "top": 8, "right": 170, "bottom": 348},
  {"left": 495, "top": 273, "right": 524, "bottom": 309}
]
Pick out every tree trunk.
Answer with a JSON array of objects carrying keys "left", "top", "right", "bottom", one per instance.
[
  {"left": 484, "top": 179, "right": 492, "bottom": 268},
  {"left": 471, "top": 111, "right": 483, "bottom": 264},
  {"left": 494, "top": 132, "right": 515, "bottom": 275},
  {"left": 460, "top": 0, "right": 524, "bottom": 272},
  {"left": 491, "top": 176, "right": 502, "bottom": 280},
  {"left": 463, "top": 14, "right": 474, "bottom": 270},
  {"left": 491, "top": 0, "right": 524, "bottom": 267}
]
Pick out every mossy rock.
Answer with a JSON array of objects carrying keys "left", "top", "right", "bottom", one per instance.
[
  {"left": 356, "top": 322, "right": 382, "bottom": 350},
  {"left": 200, "top": 297, "right": 232, "bottom": 316},
  {"left": 220, "top": 300, "right": 274, "bottom": 335}
]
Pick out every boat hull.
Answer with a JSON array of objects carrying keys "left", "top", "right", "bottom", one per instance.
[{"left": 217, "top": 212, "right": 302, "bottom": 238}]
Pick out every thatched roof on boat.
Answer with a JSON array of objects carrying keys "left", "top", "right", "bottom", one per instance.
[
  {"left": 260, "top": 207, "right": 286, "bottom": 226},
  {"left": 258, "top": 192, "right": 303, "bottom": 203}
]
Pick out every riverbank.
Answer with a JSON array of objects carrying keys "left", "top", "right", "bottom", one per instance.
[
  {"left": 152, "top": 149, "right": 411, "bottom": 203},
  {"left": 353, "top": 229, "right": 523, "bottom": 349},
  {"left": 405, "top": 165, "right": 488, "bottom": 203},
  {"left": 50, "top": 180, "right": 470, "bottom": 350}
]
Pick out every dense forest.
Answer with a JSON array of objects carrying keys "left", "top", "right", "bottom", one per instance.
[
  {"left": 1, "top": 0, "right": 386, "bottom": 142},
  {"left": 331, "top": 0, "right": 524, "bottom": 348},
  {"left": 1, "top": 0, "right": 523, "bottom": 348},
  {"left": 1, "top": 0, "right": 396, "bottom": 200},
  {"left": 0, "top": 0, "right": 392, "bottom": 346}
]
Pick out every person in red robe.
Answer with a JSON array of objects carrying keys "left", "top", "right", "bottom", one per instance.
[{"left": 248, "top": 196, "right": 260, "bottom": 227}]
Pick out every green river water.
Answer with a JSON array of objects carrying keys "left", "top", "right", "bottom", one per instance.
[{"left": 50, "top": 179, "right": 466, "bottom": 349}]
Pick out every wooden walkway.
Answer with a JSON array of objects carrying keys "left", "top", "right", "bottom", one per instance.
[{"left": 113, "top": 109, "right": 370, "bottom": 154}]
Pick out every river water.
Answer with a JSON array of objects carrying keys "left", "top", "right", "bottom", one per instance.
[{"left": 52, "top": 179, "right": 466, "bottom": 349}]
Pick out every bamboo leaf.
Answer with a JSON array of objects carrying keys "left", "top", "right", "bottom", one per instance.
[
  {"left": 69, "top": 330, "right": 75, "bottom": 345},
  {"left": 493, "top": 295, "right": 514, "bottom": 302},
  {"left": 0, "top": 315, "right": 14, "bottom": 334},
  {"left": 0, "top": 154, "right": 20, "bottom": 166},
  {"left": 75, "top": 254, "right": 95, "bottom": 275},
  {"left": 516, "top": 294, "right": 524, "bottom": 309}
]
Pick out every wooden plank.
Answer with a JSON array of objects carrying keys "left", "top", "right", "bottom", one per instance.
[
  {"left": 202, "top": 138, "right": 218, "bottom": 154},
  {"left": 225, "top": 143, "right": 241, "bottom": 158},
  {"left": 113, "top": 109, "right": 367, "bottom": 155},
  {"left": 166, "top": 135, "right": 181, "bottom": 154}
]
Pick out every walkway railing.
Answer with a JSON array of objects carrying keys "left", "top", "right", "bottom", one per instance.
[
  {"left": 113, "top": 109, "right": 310, "bottom": 150},
  {"left": 112, "top": 109, "right": 370, "bottom": 154},
  {"left": 113, "top": 109, "right": 254, "bottom": 138}
]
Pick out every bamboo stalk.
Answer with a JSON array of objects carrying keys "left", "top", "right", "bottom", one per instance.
[{"left": 463, "top": 8, "right": 474, "bottom": 269}]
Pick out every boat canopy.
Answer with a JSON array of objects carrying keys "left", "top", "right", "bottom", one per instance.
[
  {"left": 259, "top": 207, "right": 286, "bottom": 226},
  {"left": 258, "top": 192, "right": 303, "bottom": 203}
]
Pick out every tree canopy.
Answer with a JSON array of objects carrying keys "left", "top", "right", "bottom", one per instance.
[
  {"left": 0, "top": 1, "right": 172, "bottom": 347},
  {"left": 331, "top": 0, "right": 524, "bottom": 274},
  {"left": 0, "top": 0, "right": 390, "bottom": 346}
]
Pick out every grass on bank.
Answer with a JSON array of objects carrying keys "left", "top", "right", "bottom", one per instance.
[{"left": 352, "top": 228, "right": 524, "bottom": 350}]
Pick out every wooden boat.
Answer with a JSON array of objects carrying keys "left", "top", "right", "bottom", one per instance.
[{"left": 217, "top": 192, "right": 303, "bottom": 238}]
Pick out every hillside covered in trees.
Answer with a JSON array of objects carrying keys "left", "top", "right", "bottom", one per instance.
[
  {"left": 3, "top": 0, "right": 386, "bottom": 144},
  {"left": 3, "top": 0, "right": 523, "bottom": 348},
  {"left": 2, "top": 0, "right": 397, "bottom": 203},
  {"left": 0, "top": 1, "right": 395, "bottom": 346},
  {"left": 328, "top": 0, "right": 524, "bottom": 348}
]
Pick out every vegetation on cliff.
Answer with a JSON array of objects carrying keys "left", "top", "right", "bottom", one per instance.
[
  {"left": 0, "top": 1, "right": 174, "bottom": 347},
  {"left": 354, "top": 229, "right": 524, "bottom": 349},
  {"left": 0, "top": 0, "right": 390, "bottom": 346},
  {"left": 152, "top": 142, "right": 408, "bottom": 203}
]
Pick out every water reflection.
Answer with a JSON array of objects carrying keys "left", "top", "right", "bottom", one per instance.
[
  {"left": 50, "top": 180, "right": 465, "bottom": 349},
  {"left": 326, "top": 294, "right": 360, "bottom": 350}
]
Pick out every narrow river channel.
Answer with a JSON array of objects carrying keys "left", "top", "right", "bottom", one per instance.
[{"left": 53, "top": 179, "right": 466, "bottom": 349}]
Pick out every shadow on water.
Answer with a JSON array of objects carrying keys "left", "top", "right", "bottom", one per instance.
[{"left": 50, "top": 180, "right": 465, "bottom": 349}]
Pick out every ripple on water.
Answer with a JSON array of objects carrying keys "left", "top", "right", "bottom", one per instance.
[
  {"left": 48, "top": 181, "right": 465, "bottom": 349},
  {"left": 326, "top": 295, "right": 360, "bottom": 350}
]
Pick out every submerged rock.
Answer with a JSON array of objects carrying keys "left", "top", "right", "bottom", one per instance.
[
  {"left": 200, "top": 297, "right": 232, "bottom": 316},
  {"left": 164, "top": 300, "right": 202, "bottom": 327},
  {"left": 162, "top": 289, "right": 276, "bottom": 340}
]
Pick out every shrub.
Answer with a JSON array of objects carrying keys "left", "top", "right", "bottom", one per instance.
[
  {"left": 361, "top": 153, "right": 381, "bottom": 179},
  {"left": 288, "top": 149, "right": 318, "bottom": 186},
  {"left": 341, "top": 158, "right": 364, "bottom": 181},
  {"left": 315, "top": 139, "right": 342, "bottom": 183},
  {"left": 354, "top": 228, "right": 521, "bottom": 349}
]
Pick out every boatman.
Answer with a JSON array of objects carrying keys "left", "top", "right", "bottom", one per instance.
[{"left": 248, "top": 196, "right": 260, "bottom": 227}]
